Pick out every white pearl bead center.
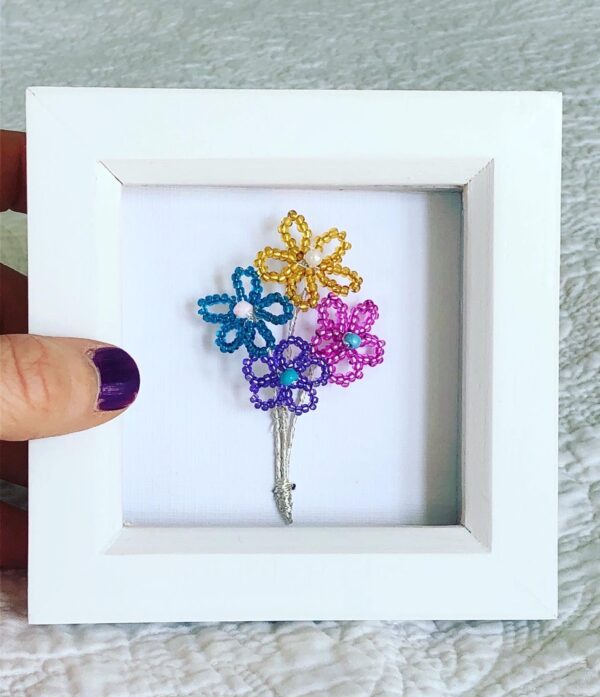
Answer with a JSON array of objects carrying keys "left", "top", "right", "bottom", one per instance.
[
  {"left": 233, "top": 300, "right": 254, "bottom": 319},
  {"left": 304, "top": 249, "right": 323, "bottom": 267}
]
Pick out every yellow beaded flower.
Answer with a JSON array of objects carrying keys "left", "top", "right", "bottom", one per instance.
[{"left": 255, "top": 210, "right": 363, "bottom": 311}]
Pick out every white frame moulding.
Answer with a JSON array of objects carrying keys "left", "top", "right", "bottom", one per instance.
[{"left": 26, "top": 88, "right": 562, "bottom": 623}]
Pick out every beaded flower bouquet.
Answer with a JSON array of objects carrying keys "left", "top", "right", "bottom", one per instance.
[{"left": 197, "top": 210, "right": 385, "bottom": 524}]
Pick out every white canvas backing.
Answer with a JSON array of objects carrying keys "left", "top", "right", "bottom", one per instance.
[{"left": 121, "top": 186, "right": 462, "bottom": 526}]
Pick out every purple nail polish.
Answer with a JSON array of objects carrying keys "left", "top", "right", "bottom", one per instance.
[{"left": 89, "top": 347, "right": 140, "bottom": 411}]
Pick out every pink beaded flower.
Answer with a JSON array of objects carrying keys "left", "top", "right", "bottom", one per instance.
[{"left": 311, "top": 292, "right": 385, "bottom": 387}]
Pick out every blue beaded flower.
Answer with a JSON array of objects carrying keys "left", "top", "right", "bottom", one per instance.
[
  {"left": 198, "top": 266, "right": 294, "bottom": 358},
  {"left": 242, "top": 336, "right": 330, "bottom": 415}
]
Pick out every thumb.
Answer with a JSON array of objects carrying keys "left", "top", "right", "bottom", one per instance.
[{"left": 0, "top": 335, "right": 140, "bottom": 440}]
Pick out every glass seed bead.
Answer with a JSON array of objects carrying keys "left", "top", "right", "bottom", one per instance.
[
  {"left": 279, "top": 368, "right": 299, "bottom": 386},
  {"left": 343, "top": 332, "right": 362, "bottom": 349}
]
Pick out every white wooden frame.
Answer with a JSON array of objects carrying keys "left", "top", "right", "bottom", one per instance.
[{"left": 27, "top": 89, "right": 561, "bottom": 623}]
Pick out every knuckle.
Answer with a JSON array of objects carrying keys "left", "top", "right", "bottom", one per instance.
[{"left": 0, "top": 335, "right": 57, "bottom": 420}]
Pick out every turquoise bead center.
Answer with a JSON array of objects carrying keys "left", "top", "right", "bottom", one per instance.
[
  {"left": 343, "top": 332, "right": 362, "bottom": 349},
  {"left": 279, "top": 368, "right": 300, "bottom": 386}
]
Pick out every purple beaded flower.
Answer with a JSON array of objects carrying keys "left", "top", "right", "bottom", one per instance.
[
  {"left": 311, "top": 292, "right": 385, "bottom": 387},
  {"left": 242, "top": 336, "right": 330, "bottom": 415}
]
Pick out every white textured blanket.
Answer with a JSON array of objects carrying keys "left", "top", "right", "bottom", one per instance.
[{"left": 1, "top": 0, "right": 599, "bottom": 694}]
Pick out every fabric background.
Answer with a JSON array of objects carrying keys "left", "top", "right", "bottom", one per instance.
[{"left": 1, "top": 1, "right": 599, "bottom": 695}]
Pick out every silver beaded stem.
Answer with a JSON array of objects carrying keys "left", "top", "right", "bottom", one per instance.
[
  {"left": 272, "top": 405, "right": 294, "bottom": 524},
  {"left": 271, "top": 297, "right": 307, "bottom": 525}
]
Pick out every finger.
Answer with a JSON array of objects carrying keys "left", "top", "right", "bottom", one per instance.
[
  {"left": 0, "top": 265, "right": 29, "bottom": 483},
  {"left": 0, "top": 335, "right": 140, "bottom": 440},
  {"left": 0, "top": 501, "right": 27, "bottom": 568},
  {"left": 0, "top": 440, "right": 28, "bottom": 486},
  {"left": 0, "top": 263, "right": 27, "bottom": 334},
  {"left": 0, "top": 130, "right": 27, "bottom": 213}
]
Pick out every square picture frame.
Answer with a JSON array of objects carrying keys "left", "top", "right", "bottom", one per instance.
[{"left": 27, "top": 88, "right": 561, "bottom": 623}]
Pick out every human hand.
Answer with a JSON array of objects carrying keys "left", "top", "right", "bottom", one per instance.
[{"left": 0, "top": 130, "right": 140, "bottom": 568}]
